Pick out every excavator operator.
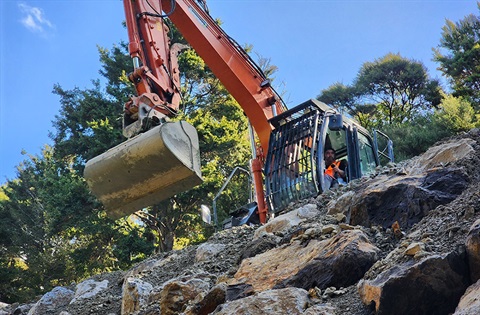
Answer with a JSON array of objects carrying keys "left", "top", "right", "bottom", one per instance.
[{"left": 324, "top": 148, "right": 347, "bottom": 189}]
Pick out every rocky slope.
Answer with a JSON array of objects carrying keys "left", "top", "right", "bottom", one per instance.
[{"left": 2, "top": 128, "right": 479, "bottom": 315}]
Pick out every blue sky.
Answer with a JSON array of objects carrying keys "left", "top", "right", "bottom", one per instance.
[{"left": 0, "top": 0, "right": 477, "bottom": 183}]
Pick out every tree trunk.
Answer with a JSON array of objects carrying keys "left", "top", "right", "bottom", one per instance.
[{"left": 159, "top": 231, "right": 175, "bottom": 252}]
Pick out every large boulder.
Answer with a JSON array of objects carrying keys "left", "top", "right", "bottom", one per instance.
[
  {"left": 358, "top": 247, "right": 470, "bottom": 315},
  {"left": 349, "top": 167, "right": 467, "bottom": 229},
  {"left": 466, "top": 219, "right": 480, "bottom": 282},
  {"left": 213, "top": 287, "right": 310, "bottom": 315},
  {"left": 454, "top": 279, "right": 480, "bottom": 315},
  {"left": 408, "top": 138, "right": 476, "bottom": 175},
  {"left": 232, "top": 229, "right": 379, "bottom": 292},
  {"left": 121, "top": 277, "right": 153, "bottom": 315},
  {"left": 27, "top": 287, "right": 74, "bottom": 315},
  {"left": 149, "top": 274, "right": 214, "bottom": 315}
]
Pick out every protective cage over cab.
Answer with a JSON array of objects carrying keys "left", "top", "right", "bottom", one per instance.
[{"left": 264, "top": 99, "right": 393, "bottom": 215}]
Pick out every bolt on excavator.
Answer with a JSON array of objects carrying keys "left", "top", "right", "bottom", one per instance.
[{"left": 84, "top": 0, "right": 394, "bottom": 223}]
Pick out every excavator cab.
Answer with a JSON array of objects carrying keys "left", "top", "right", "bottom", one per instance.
[{"left": 264, "top": 99, "right": 393, "bottom": 214}]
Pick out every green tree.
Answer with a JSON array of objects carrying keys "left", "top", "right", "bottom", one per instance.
[
  {"left": 0, "top": 185, "right": 25, "bottom": 303},
  {"left": 354, "top": 53, "right": 442, "bottom": 125},
  {"left": 317, "top": 83, "right": 380, "bottom": 129},
  {"left": 379, "top": 115, "right": 452, "bottom": 161},
  {"left": 317, "top": 54, "right": 442, "bottom": 129},
  {"left": 50, "top": 49, "right": 132, "bottom": 168},
  {"left": 317, "top": 82, "right": 358, "bottom": 114},
  {"left": 434, "top": 4, "right": 480, "bottom": 110},
  {"left": 0, "top": 147, "right": 153, "bottom": 302},
  {"left": 434, "top": 94, "right": 480, "bottom": 132},
  {"left": 380, "top": 94, "right": 479, "bottom": 161}
]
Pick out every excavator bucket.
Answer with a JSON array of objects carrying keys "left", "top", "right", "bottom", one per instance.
[{"left": 84, "top": 121, "right": 202, "bottom": 219}]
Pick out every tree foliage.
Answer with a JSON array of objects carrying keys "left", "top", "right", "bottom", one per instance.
[
  {"left": 317, "top": 53, "right": 442, "bottom": 128},
  {"left": 434, "top": 94, "right": 480, "bottom": 132},
  {"left": 354, "top": 53, "right": 442, "bottom": 125},
  {"left": 434, "top": 4, "right": 480, "bottom": 110},
  {"left": 378, "top": 94, "right": 479, "bottom": 161},
  {"left": 0, "top": 147, "right": 153, "bottom": 303},
  {"left": 379, "top": 115, "right": 451, "bottom": 161},
  {"left": 317, "top": 82, "right": 358, "bottom": 114},
  {"left": 50, "top": 44, "right": 133, "bottom": 168}
]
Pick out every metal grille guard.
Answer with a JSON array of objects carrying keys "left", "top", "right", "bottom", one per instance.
[{"left": 264, "top": 101, "right": 325, "bottom": 214}]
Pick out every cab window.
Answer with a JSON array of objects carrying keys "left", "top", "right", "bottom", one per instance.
[
  {"left": 357, "top": 132, "right": 377, "bottom": 175},
  {"left": 325, "top": 129, "right": 348, "bottom": 181}
]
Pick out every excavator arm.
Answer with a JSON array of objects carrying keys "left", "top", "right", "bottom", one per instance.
[
  {"left": 121, "top": 0, "right": 183, "bottom": 138},
  {"left": 122, "top": 0, "right": 287, "bottom": 148},
  {"left": 84, "top": 0, "right": 285, "bottom": 221},
  {"left": 160, "top": 0, "right": 286, "bottom": 152},
  {"left": 159, "top": 0, "right": 288, "bottom": 223}
]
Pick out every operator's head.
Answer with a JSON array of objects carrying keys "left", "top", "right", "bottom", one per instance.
[{"left": 324, "top": 148, "right": 336, "bottom": 164}]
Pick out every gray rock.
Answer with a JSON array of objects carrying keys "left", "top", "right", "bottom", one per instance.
[
  {"left": 121, "top": 277, "right": 153, "bottom": 315},
  {"left": 254, "top": 204, "right": 319, "bottom": 239},
  {"left": 70, "top": 279, "right": 109, "bottom": 304},
  {"left": 213, "top": 287, "right": 310, "bottom": 315},
  {"left": 358, "top": 247, "right": 469, "bottom": 315},
  {"left": 454, "top": 279, "right": 480, "bottom": 315},
  {"left": 195, "top": 243, "right": 226, "bottom": 262},
  {"left": 349, "top": 167, "right": 468, "bottom": 230},
  {"left": 27, "top": 287, "right": 74, "bottom": 315},
  {"left": 303, "top": 303, "right": 337, "bottom": 315}
]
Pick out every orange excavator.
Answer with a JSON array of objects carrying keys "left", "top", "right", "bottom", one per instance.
[{"left": 84, "top": 0, "right": 393, "bottom": 223}]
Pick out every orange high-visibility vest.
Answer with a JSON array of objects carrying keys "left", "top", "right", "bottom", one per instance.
[{"left": 325, "top": 160, "right": 341, "bottom": 178}]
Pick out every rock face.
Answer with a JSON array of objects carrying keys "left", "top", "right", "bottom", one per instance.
[
  {"left": 232, "top": 229, "right": 379, "bottom": 292},
  {"left": 214, "top": 287, "right": 310, "bottom": 315},
  {"left": 454, "top": 279, "right": 480, "bottom": 315},
  {"left": 2, "top": 130, "right": 479, "bottom": 315},
  {"left": 408, "top": 138, "right": 476, "bottom": 175},
  {"left": 27, "top": 287, "right": 74, "bottom": 315},
  {"left": 466, "top": 219, "right": 480, "bottom": 282},
  {"left": 346, "top": 167, "right": 468, "bottom": 229},
  {"left": 358, "top": 248, "right": 469, "bottom": 315}
]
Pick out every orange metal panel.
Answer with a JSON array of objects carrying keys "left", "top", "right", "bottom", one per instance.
[
  {"left": 161, "top": 0, "right": 280, "bottom": 153},
  {"left": 124, "top": 0, "right": 181, "bottom": 113}
]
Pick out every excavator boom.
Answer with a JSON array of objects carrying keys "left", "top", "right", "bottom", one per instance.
[
  {"left": 84, "top": 0, "right": 288, "bottom": 221},
  {"left": 160, "top": 0, "right": 286, "bottom": 152}
]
